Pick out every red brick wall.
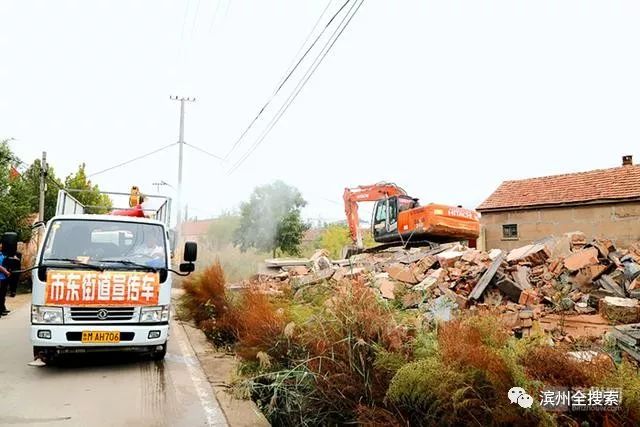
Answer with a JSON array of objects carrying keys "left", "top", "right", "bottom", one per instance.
[{"left": 480, "top": 202, "right": 640, "bottom": 250}]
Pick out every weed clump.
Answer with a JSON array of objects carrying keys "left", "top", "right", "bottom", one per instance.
[{"left": 181, "top": 260, "right": 236, "bottom": 346}]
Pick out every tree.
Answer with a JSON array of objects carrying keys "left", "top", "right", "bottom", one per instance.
[
  {"left": 234, "top": 181, "right": 309, "bottom": 257},
  {"left": 0, "top": 140, "right": 34, "bottom": 240},
  {"left": 22, "top": 159, "right": 64, "bottom": 222},
  {"left": 318, "top": 223, "right": 376, "bottom": 259},
  {"left": 64, "top": 164, "right": 112, "bottom": 214}
]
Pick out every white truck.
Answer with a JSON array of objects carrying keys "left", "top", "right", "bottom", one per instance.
[{"left": 30, "top": 188, "right": 197, "bottom": 362}]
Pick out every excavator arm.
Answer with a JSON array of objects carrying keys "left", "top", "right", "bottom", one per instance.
[{"left": 343, "top": 183, "right": 407, "bottom": 249}]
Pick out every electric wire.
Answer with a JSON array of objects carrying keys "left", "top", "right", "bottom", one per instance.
[
  {"left": 208, "top": 0, "right": 223, "bottom": 33},
  {"left": 222, "top": 0, "right": 346, "bottom": 160},
  {"left": 227, "top": 0, "right": 365, "bottom": 175},
  {"left": 191, "top": 0, "right": 202, "bottom": 38},
  {"left": 180, "top": 0, "right": 191, "bottom": 40},
  {"left": 184, "top": 142, "right": 224, "bottom": 161},
  {"left": 88, "top": 143, "right": 176, "bottom": 177}
]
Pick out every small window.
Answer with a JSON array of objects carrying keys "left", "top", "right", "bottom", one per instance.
[{"left": 502, "top": 224, "right": 518, "bottom": 239}]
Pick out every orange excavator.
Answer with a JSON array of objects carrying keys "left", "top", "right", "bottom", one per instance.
[{"left": 343, "top": 182, "right": 480, "bottom": 256}]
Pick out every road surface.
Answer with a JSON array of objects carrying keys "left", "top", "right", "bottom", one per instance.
[{"left": 0, "top": 295, "right": 228, "bottom": 427}]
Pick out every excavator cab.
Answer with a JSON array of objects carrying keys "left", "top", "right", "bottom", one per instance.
[{"left": 372, "top": 196, "right": 418, "bottom": 242}]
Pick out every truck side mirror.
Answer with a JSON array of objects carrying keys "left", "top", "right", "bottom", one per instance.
[
  {"left": 179, "top": 262, "right": 195, "bottom": 273},
  {"left": 183, "top": 241, "right": 197, "bottom": 262}
]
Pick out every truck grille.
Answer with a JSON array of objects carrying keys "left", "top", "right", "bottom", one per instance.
[{"left": 69, "top": 307, "right": 136, "bottom": 321}]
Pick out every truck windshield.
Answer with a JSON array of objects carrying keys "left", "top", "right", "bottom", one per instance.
[{"left": 41, "top": 219, "right": 167, "bottom": 268}]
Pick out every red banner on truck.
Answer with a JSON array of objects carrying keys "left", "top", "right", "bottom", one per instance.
[{"left": 45, "top": 270, "right": 160, "bottom": 306}]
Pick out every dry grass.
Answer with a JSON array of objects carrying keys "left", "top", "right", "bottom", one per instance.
[
  {"left": 181, "top": 260, "right": 236, "bottom": 346},
  {"left": 231, "top": 288, "right": 292, "bottom": 363},
  {"left": 521, "top": 346, "right": 613, "bottom": 388},
  {"left": 297, "top": 280, "right": 411, "bottom": 423},
  {"left": 438, "top": 318, "right": 513, "bottom": 392}
]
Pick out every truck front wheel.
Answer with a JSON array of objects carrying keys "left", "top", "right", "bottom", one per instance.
[
  {"left": 33, "top": 346, "right": 55, "bottom": 364},
  {"left": 151, "top": 344, "right": 167, "bottom": 361}
]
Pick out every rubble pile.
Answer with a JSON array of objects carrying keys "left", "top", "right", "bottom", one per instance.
[{"left": 244, "top": 232, "right": 640, "bottom": 360}]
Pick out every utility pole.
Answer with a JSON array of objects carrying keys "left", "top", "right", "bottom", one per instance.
[
  {"left": 170, "top": 95, "right": 195, "bottom": 245},
  {"left": 38, "top": 151, "right": 47, "bottom": 222}
]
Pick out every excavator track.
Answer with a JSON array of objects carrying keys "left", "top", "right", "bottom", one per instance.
[{"left": 342, "top": 239, "right": 441, "bottom": 259}]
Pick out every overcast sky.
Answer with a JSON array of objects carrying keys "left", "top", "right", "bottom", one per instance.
[{"left": 2, "top": 0, "right": 639, "bottom": 225}]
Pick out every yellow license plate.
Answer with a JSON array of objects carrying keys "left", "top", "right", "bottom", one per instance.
[{"left": 81, "top": 331, "right": 120, "bottom": 343}]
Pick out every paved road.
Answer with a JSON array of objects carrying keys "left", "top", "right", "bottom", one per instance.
[{"left": 0, "top": 295, "right": 228, "bottom": 427}]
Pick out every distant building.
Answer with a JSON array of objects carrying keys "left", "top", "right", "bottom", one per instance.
[
  {"left": 180, "top": 219, "right": 214, "bottom": 245},
  {"left": 477, "top": 155, "right": 640, "bottom": 250}
]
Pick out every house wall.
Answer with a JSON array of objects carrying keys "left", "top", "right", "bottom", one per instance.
[{"left": 480, "top": 202, "right": 640, "bottom": 250}]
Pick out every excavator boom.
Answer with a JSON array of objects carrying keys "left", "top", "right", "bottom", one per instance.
[{"left": 343, "top": 183, "right": 407, "bottom": 249}]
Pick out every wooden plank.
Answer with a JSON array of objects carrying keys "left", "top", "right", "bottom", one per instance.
[
  {"left": 265, "top": 258, "right": 310, "bottom": 268},
  {"left": 617, "top": 341, "right": 640, "bottom": 362},
  {"left": 469, "top": 251, "right": 504, "bottom": 300},
  {"left": 613, "top": 323, "right": 640, "bottom": 346},
  {"left": 597, "top": 275, "right": 626, "bottom": 298}
]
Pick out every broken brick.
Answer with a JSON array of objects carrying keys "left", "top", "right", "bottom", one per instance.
[
  {"left": 385, "top": 264, "right": 418, "bottom": 284},
  {"left": 379, "top": 279, "right": 396, "bottom": 300},
  {"left": 564, "top": 247, "right": 599, "bottom": 272},
  {"left": 518, "top": 288, "right": 540, "bottom": 306}
]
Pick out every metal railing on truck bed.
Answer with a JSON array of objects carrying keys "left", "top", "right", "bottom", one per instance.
[{"left": 55, "top": 189, "right": 172, "bottom": 226}]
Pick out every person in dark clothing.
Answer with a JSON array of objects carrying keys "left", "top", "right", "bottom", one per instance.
[
  {"left": 0, "top": 247, "right": 13, "bottom": 317},
  {"left": 4, "top": 252, "right": 21, "bottom": 297}
]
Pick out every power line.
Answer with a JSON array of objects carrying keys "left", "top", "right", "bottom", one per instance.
[
  {"left": 185, "top": 142, "right": 224, "bottom": 161},
  {"left": 274, "top": 0, "right": 335, "bottom": 95},
  {"left": 190, "top": 0, "right": 202, "bottom": 38},
  {"left": 208, "top": 0, "right": 223, "bottom": 33},
  {"left": 228, "top": 0, "right": 365, "bottom": 175},
  {"left": 223, "top": 0, "right": 345, "bottom": 160},
  {"left": 180, "top": 0, "right": 191, "bottom": 40},
  {"left": 88, "top": 143, "right": 176, "bottom": 177}
]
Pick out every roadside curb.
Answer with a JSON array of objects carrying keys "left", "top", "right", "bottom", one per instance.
[{"left": 172, "top": 292, "right": 270, "bottom": 427}]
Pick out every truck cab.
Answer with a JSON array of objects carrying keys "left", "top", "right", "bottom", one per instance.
[{"left": 31, "top": 189, "right": 196, "bottom": 362}]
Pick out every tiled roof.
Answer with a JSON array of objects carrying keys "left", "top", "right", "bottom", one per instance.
[{"left": 477, "top": 164, "right": 640, "bottom": 211}]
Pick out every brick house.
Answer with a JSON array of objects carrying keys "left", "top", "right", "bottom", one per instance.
[{"left": 477, "top": 155, "right": 640, "bottom": 250}]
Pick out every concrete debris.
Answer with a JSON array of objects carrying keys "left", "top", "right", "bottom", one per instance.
[
  {"left": 291, "top": 268, "right": 335, "bottom": 290},
  {"left": 413, "top": 268, "right": 443, "bottom": 292},
  {"left": 599, "top": 297, "right": 640, "bottom": 324},
  {"left": 310, "top": 249, "right": 333, "bottom": 272},
  {"left": 240, "top": 232, "right": 640, "bottom": 342}
]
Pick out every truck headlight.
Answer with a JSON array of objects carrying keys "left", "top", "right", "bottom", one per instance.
[
  {"left": 32, "top": 306, "right": 64, "bottom": 324},
  {"left": 140, "top": 306, "right": 170, "bottom": 323}
]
